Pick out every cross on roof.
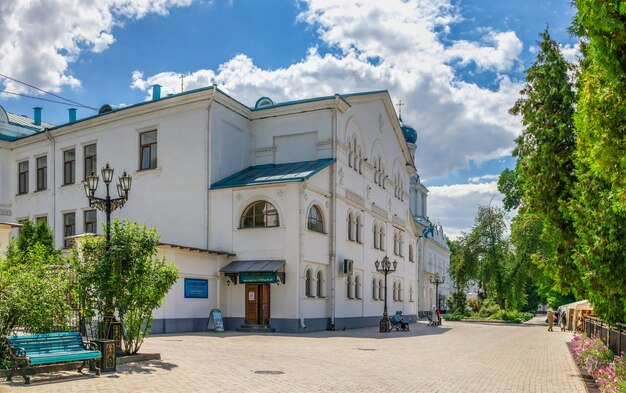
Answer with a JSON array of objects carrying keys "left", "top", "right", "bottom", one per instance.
[
  {"left": 179, "top": 74, "right": 186, "bottom": 93},
  {"left": 396, "top": 99, "right": 405, "bottom": 118}
]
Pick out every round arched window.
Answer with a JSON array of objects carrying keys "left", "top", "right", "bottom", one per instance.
[
  {"left": 240, "top": 201, "right": 279, "bottom": 228},
  {"left": 307, "top": 205, "right": 324, "bottom": 233}
]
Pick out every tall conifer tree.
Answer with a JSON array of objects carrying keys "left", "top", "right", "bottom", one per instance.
[{"left": 507, "top": 28, "right": 579, "bottom": 295}]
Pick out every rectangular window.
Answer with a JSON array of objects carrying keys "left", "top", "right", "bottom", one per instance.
[
  {"left": 64, "top": 149, "right": 75, "bottom": 185},
  {"left": 36, "top": 156, "right": 47, "bottom": 191},
  {"left": 18, "top": 161, "right": 29, "bottom": 194},
  {"left": 140, "top": 130, "right": 157, "bottom": 170},
  {"left": 84, "top": 144, "right": 97, "bottom": 180},
  {"left": 84, "top": 210, "right": 97, "bottom": 234},
  {"left": 63, "top": 212, "right": 76, "bottom": 248},
  {"left": 36, "top": 216, "right": 47, "bottom": 224}
]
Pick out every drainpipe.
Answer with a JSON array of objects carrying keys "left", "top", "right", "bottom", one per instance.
[
  {"left": 329, "top": 95, "right": 339, "bottom": 330},
  {"left": 206, "top": 86, "right": 216, "bottom": 250},
  {"left": 44, "top": 129, "right": 55, "bottom": 245},
  {"left": 205, "top": 87, "right": 217, "bottom": 311},
  {"left": 298, "top": 183, "right": 306, "bottom": 330}
]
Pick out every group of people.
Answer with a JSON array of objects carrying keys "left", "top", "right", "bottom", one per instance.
[{"left": 546, "top": 308, "right": 583, "bottom": 332}]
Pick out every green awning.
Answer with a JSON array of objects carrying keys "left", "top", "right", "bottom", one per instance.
[{"left": 219, "top": 260, "right": 285, "bottom": 274}]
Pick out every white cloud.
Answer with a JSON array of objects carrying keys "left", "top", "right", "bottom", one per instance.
[
  {"left": 0, "top": 0, "right": 192, "bottom": 94},
  {"left": 427, "top": 182, "right": 503, "bottom": 239},
  {"left": 560, "top": 42, "right": 581, "bottom": 63},
  {"left": 446, "top": 30, "right": 523, "bottom": 71},
  {"left": 467, "top": 174, "right": 500, "bottom": 184},
  {"left": 132, "top": 0, "right": 524, "bottom": 182}
]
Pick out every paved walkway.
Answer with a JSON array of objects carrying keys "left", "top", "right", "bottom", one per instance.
[{"left": 0, "top": 316, "right": 587, "bottom": 392}]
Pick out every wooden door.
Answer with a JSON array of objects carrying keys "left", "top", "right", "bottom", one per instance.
[
  {"left": 260, "top": 284, "right": 270, "bottom": 325},
  {"left": 245, "top": 285, "right": 259, "bottom": 325}
]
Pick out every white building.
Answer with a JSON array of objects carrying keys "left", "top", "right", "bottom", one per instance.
[
  {"left": 0, "top": 86, "right": 446, "bottom": 332},
  {"left": 409, "top": 173, "right": 451, "bottom": 314}
]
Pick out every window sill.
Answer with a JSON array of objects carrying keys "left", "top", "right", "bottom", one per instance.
[{"left": 134, "top": 167, "right": 162, "bottom": 177}]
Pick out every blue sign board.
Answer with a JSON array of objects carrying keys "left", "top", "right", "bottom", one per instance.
[{"left": 184, "top": 278, "right": 208, "bottom": 298}]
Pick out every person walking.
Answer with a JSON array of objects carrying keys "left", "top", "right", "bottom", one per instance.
[
  {"left": 547, "top": 309, "right": 554, "bottom": 332},
  {"left": 560, "top": 311, "right": 567, "bottom": 331}
]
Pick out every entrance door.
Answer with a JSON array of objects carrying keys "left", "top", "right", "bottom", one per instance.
[{"left": 245, "top": 284, "right": 271, "bottom": 325}]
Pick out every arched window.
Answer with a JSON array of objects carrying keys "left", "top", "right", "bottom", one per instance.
[
  {"left": 373, "top": 222, "right": 380, "bottom": 249},
  {"left": 355, "top": 274, "right": 362, "bottom": 299},
  {"left": 378, "top": 278, "right": 384, "bottom": 300},
  {"left": 372, "top": 278, "right": 378, "bottom": 300},
  {"left": 358, "top": 148, "right": 363, "bottom": 174},
  {"left": 241, "top": 201, "right": 279, "bottom": 228},
  {"left": 399, "top": 233, "right": 404, "bottom": 257},
  {"left": 393, "top": 231, "right": 399, "bottom": 255},
  {"left": 347, "top": 212, "right": 355, "bottom": 241},
  {"left": 307, "top": 205, "right": 324, "bottom": 233},
  {"left": 346, "top": 275, "right": 354, "bottom": 299},
  {"left": 393, "top": 281, "right": 398, "bottom": 301},
  {"left": 305, "top": 269, "right": 313, "bottom": 297},
  {"left": 398, "top": 281, "right": 403, "bottom": 301},
  {"left": 380, "top": 226, "right": 385, "bottom": 251},
  {"left": 348, "top": 139, "right": 353, "bottom": 168},
  {"left": 409, "top": 286, "right": 414, "bottom": 302},
  {"left": 409, "top": 244, "right": 414, "bottom": 262},
  {"left": 356, "top": 214, "right": 362, "bottom": 243},
  {"left": 317, "top": 270, "right": 324, "bottom": 298}
]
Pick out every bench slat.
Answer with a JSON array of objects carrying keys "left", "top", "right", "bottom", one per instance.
[{"left": 28, "top": 350, "right": 101, "bottom": 366}]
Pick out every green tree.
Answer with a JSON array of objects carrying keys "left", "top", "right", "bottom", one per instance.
[
  {"left": 508, "top": 27, "right": 581, "bottom": 297},
  {"left": 570, "top": 1, "right": 626, "bottom": 323},
  {"left": 0, "top": 221, "right": 72, "bottom": 336},
  {"left": 73, "top": 220, "right": 178, "bottom": 354},
  {"left": 464, "top": 206, "right": 511, "bottom": 310}
]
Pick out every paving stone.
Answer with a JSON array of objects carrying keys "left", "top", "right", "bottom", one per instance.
[{"left": 0, "top": 316, "right": 587, "bottom": 392}]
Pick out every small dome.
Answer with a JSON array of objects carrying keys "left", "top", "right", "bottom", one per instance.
[{"left": 399, "top": 116, "right": 417, "bottom": 144}]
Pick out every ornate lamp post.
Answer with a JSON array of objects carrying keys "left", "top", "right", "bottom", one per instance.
[
  {"left": 429, "top": 272, "right": 445, "bottom": 310},
  {"left": 375, "top": 256, "right": 397, "bottom": 332},
  {"left": 83, "top": 163, "right": 132, "bottom": 351}
]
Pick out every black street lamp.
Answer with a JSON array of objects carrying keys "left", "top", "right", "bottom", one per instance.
[
  {"left": 83, "top": 163, "right": 132, "bottom": 351},
  {"left": 430, "top": 272, "right": 445, "bottom": 310},
  {"left": 375, "top": 256, "right": 397, "bottom": 332}
]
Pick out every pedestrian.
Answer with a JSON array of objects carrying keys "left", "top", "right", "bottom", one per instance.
[
  {"left": 436, "top": 307, "right": 442, "bottom": 326},
  {"left": 576, "top": 314, "right": 584, "bottom": 332},
  {"left": 560, "top": 311, "right": 567, "bottom": 331},
  {"left": 547, "top": 309, "right": 554, "bottom": 332}
]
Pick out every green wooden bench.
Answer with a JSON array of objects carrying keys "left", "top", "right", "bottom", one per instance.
[{"left": 4, "top": 332, "right": 101, "bottom": 384}]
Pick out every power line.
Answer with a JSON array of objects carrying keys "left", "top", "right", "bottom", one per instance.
[
  {"left": 0, "top": 90, "right": 96, "bottom": 109},
  {"left": 0, "top": 73, "right": 98, "bottom": 111}
]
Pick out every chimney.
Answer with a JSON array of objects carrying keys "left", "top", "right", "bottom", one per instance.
[
  {"left": 68, "top": 108, "right": 77, "bottom": 123},
  {"left": 33, "top": 107, "right": 42, "bottom": 126},
  {"left": 152, "top": 84, "right": 161, "bottom": 100}
]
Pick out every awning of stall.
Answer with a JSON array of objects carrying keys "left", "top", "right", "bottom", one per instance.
[{"left": 219, "top": 260, "right": 286, "bottom": 284}]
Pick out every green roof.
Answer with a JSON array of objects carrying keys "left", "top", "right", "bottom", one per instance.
[{"left": 211, "top": 159, "right": 335, "bottom": 189}]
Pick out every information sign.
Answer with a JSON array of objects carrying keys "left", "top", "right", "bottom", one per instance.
[
  {"left": 184, "top": 278, "right": 208, "bottom": 298},
  {"left": 207, "top": 308, "right": 224, "bottom": 332}
]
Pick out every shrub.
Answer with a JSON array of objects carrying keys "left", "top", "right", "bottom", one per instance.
[
  {"left": 571, "top": 333, "right": 614, "bottom": 375},
  {"left": 443, "top": 311, "right": 463, "bottom": 321},
  {"left": 447, "top": 291, "right": 467, "bottom": 314},
  {"left": 72, "top": 220, "right": 178, "bottom": 355},
  {"left": 478, "top": 299, "right": 501, "bottom": 318},
  {"left": 594, "top": 353, "right": 626, "bottom": 393}
]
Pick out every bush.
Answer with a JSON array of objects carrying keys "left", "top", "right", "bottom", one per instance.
[
  {"left": 72, "top": 220, "right": 178, "bottom": 355},
  {"left": 447, "top": 291, "right": 467, "bottom": 314},
  {"left": 594, "top": 353, "right": 626, "bottom": 393},
  {"left": 571, "top": 333, "right": 614, "bottom": 375},
  {"left": 0, "top": 221, "right": 73, "bottom": 336},
  {"left": 478, "top": 299, "right": 501, "bottom": 318},
  {"left": 443, "top": 311, "right": 463, "bottom": 321}
]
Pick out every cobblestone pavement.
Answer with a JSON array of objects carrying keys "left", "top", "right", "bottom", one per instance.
[{"left": 0, "top": 316, "right": 587, "bottom": 393}]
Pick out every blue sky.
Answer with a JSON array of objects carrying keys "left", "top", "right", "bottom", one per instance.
[{"left": 0, "top": 0, "right": 578, "bottom": 236}]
